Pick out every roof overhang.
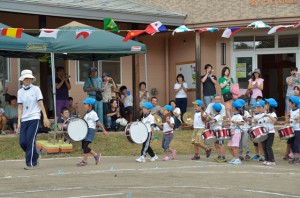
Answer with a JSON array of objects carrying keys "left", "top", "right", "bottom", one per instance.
[{"left": 0, "top": 0, "right": 187, "bottom": 26}]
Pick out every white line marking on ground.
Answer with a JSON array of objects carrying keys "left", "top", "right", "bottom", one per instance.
[
  {"left": 67, "top": 193, "right": 124, "bottom": 198},
  {"left": 0, "top": 187, "right": 84, "bottom": 195}
]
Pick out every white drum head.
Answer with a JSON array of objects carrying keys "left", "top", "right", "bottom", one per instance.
[
  {"left": 128, "top": 122, "right": 148, "bottom": 144},
  {"left": 67, "top": 118, "right": 88, "bottom": 141}
]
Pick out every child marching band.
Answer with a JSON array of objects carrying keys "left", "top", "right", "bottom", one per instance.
[
  {"left": 287, "top": 96, "right": 300, "bottom": 164},
  {"left": 77, "top": 98, "right": 108, "bottom": 166},
  {"left": 158, "top": 105, "right": 176, "bottom": 161},
  {"left": 236, "top": 99, "right": 252, "bottom": 161},
  {"left": 207, "top": 103, "right": 227, "bottom": 163},
  {"left": 191, "top": 100, "right": 212, "bottom": 160},
  {"left": 261, "top": 98, "right": 278, "bottom": 166},
  {"left": 136, "top": 102, "right": 158, "bottom": 163},
  {"left": 228, "top": 101, "right": 244, "bottom": 165}
]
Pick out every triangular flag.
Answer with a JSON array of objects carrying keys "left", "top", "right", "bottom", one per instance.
[
  {"left": 247, "top": 21, "right": 270, "bottom": 28},
  {"left": 123, "top": 30, "right": 145, "bottom": 42},
  {"left": 268, "top": 25, "right": 293, "bottom": 34},
  {"left": 172, "top": 25, "right": 194, "bottom": 35},
  {"left": 222, "top": 27, "right": 241, "bottom": 38},
  {"left": 198, "top": 27, "right": 219, "bottom": 34},
  {"left": 39, "top": 29, "right": 60, "bottom": 38},
  {"left": 1, "top": 28, "right": 23, "bottom": 38},
  {"left": 103, "top": 18, "right": 119, "bottom": 32},
  {"left": 145, "top": 21, "right": 168, "bottom": 35},
  {"left": 75, "top": 29, "right": 92, "bottom": 40},
  {"left": 293, "top": 20, "right": 300, "bottom": 28}
]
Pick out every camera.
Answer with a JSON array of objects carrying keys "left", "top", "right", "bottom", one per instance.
[{"left": 65, "top": 74, "right": 71, "bottom": 78}]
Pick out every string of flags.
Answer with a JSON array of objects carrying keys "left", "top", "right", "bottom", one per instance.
[{"left": 0, "top": 19, "right": 299, "bottom": 42}]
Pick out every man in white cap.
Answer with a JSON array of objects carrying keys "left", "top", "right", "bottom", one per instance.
[{"left": 18, "top": 69, "right": 50, "bottom": 170}]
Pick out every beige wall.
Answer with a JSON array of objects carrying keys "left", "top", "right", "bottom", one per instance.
[{"left": 134, "top": 0, "right": 300, "bottom": 26}]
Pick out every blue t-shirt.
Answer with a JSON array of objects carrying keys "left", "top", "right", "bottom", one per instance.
[
  {"left": 4, "top": 106, "right": 17, "bottom": 119},
  {"left": 83, "top": 76, "right": 104, "bottom": 97},
  {"left": 55, "top": 77, "right": 69, "bottom": 100}
]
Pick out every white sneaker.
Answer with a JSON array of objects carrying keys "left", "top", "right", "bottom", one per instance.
[
  {"left": 150, "top": 155, "right": 158, "bottom": 162},
  {"left": 229, "top": 158, "right": 235, "bottom": 164},
  {"left": 135, "top": 156, "right": 145, "bottom": 163},
  {"left": 266, "top": 162, "right": 276, "bottom": 166},
  {"left": 232, "top": 159, "right": 242, "bottom": 165},
  {"left": 262, "top": 161, "right": 268, "bottom": 165}
]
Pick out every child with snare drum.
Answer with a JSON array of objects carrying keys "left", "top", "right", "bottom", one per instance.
[
  {"left": 261, "top": 98, "right": 278, "bottom": 166},
  {"left": 158, "top": 105, "right": 176, "bottom": 161},
  {"left": 228, "top": 101, "right": 244, "bottom": 165},
  {"left": 191, "top": 100, "right": 211, "bottom": 160},
  {"left": 207, "top": 103, "right": 227, "bottom": 163},
  {"left": 77, "top": 98, "right": 108, "bottom": 166}
]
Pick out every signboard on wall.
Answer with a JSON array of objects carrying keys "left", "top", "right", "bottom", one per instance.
[
  {"left": 236, "top": 63, "right": 247, "bottom": 78},
  {"left": 176, "top": 62, "right": 196, "bottom": 89}
]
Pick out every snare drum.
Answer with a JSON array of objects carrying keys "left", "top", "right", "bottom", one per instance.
[
  {"left": 63, "top": 118, "right": 88, "bottom": 141},
  {"left": 201, "top": 129, "right": 217, "bottom": 145},
  {"left": 278, "top": 126, "right": 295, "bottom": 140},
  {"left": 125, "top": 122, "right": 148, "bottom": 144},
  {"left": 214, "top": 128, "right": 231, "bottom": 140},
  {"left": 248, "top": 126, "right": 267, "bottom": 143}
]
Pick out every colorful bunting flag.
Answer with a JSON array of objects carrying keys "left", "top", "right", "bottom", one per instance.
[
  {"left": 172, "top": 25, "right": 194, "bottom": 35},
  {"left": 268, "top": 25, "right": 293, "bottom": 34},
  {"left": 1, "top": 28, "right": 23, "bottom": 38},
  {"left": 293, "top": 20, "right": 300, "bottom": 28},
  {"left": 145, "top": 21, "right": 168, "bottom": 35},
  {"left": 103, "top": 18, "right": 119, "bottom": 32},
  {"left": 222, "top": 27, "right": 242, "bottom": 38},
  {"left": 247, "top": 21, "right": 270, "bottom": 28},
  {"left": 123, "top": 30, "right": 145, "bottom": 42},
  {"left": 76, "top": 29, "right": 92, "bottom": 40},
  {"left": 39, "top": 29, "right": 60, "bottom": 38},
  {"left": 198, "top": 27, "right": 219, "bottom": 34}
]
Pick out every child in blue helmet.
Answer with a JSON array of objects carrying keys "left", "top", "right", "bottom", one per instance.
[{"left": 77, "top": 98, "right": 107, "bottom": 166}]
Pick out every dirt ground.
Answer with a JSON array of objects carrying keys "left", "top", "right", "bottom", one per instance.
[{"left": 0, "top": 154, "right": 299, "bottom": 198}]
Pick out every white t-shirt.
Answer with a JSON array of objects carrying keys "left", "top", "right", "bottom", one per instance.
[
  {"left": 163, "top": 117, "right": 175, "bottom": 133},
  {"left": 212, "top": 114, "right": 223, "bottom": 130},
  {"left": 174, "top": 83, "right": 188, "bottom": 98},
  {"left": 173, "top": 107, "right": 182, "bottom": 121},
  {"left": 17, "top": 85, "right": 43, "bottom": 122},
  {"left": 205, "top": 102, "right": 226, "bottom": 117},
  {"left": 262, "top": 112, "right": 277, "bottom": 133},
  {"left": 290, "top": 109, "right": 300, "bottom": 131},
  {"left": 193, "top": 112, "right": 205, "bottom": 129},
  {"left": 121, "top": 95, "right": 133, "bottom": 107},
  {"left": 230, "top": 114, "right": 244, "bottom": 132},
  {"left": 142, "top": 113, "right": 155, "bottom": 133},
  {"left": 139, "top": 91, "right": 149, "bottom": 107},
  {"left": 84, "top": 110, "right": 99, "bottom": 129},
  {"left": 241, "top": 110, "right": 252, "bottom": 131},
  {"left": 253, "top": 113, "right": 265, "bottom": 127}
]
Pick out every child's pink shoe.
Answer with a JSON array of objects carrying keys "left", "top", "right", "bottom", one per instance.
[
  {"left": 171, "top": 150, "right": 177, "bottom": 159},
  {"left": 162, "top": 156, "right": 170, "bottom": 161}
]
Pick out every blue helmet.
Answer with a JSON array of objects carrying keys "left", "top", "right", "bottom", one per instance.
[
  {"left": 142, "top": 102, "right": 153, "bottom": 110},
  {"left": 192, "top": 99, "right": 203, "bottom": 106},
  {"left": 252, "top": 102, "right": 261, "bottom": 108},
  {"left": 212, "top": 103, "right": 222, "bottom": 112},
  {"left": 265, "top": 98, "right": 278, "bottom": 108},
  {"left": 259, "top": 100, "right": 265, "bottom": 107},
  {"left": 232, "top": 101, "right": 243, "bottom": 109},
  {"left": 83, "top": 97, "right": 95, "bottom": 105},
  {"left": 163, "top": 105, "right": 174, "bottom": 111},
  {"left": 290, "top": 96, "right": 300, "bottom": 106},
  {"left": 236, "top": 99, "right": 246, "bottom": 106}
]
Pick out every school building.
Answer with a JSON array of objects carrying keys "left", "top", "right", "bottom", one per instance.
[{"left": 0, "top": 0, "right": 299, "bottom": 116}]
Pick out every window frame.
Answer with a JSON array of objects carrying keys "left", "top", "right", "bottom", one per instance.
[{"left": 0, "top": 57, "right": 11, "bottom": 83}]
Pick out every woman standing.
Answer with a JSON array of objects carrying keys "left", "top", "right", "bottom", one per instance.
[
  {"left": 248, "top": 69, "right": 264, "bottom": 106},
  {"left": 18, "top": 70, "right": 50, "bottom": 170},
  {"left": 55, "top": 67, "right": 71, "bottom": 116},
  {"left": 174, "top": 74, "right": 188, "bottom": 118},
  {"left": 218, "top": 67, "right": 234, "bottom": 118}
]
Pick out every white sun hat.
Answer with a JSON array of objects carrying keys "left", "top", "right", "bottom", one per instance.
[{"left": 19, "top": 69, "right": 36, "bottom": 82}]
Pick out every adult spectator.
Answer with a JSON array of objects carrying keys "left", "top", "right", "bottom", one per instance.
[
  {"left": 119, "top": 86, "right": 133, "bottom": 123},
  {"left": 218, "top": 67, "right": 234, "bottom": 118},
  {"left": 150, "top": 97, "right": 162, "bottom": 117},
  {"left": 102, "top": 72, "right": 116, "bottom": 127},
  {"left": 201, "top": 64, "right": 217, "bottom": 107},
  {"left": 55, "top": 67, "right": 71, "bottom": 116},
  {"left": 205, "top": 95, "right": 226, "bottom": 117},
  {"left": 5, "top": 96, "right": 18, "bottom": 133},
  {"left": 106, "top": 99, "right": 120, "bottom": 131},
  {"left": 174, "top": 74, "right": 188, "bottom": 117},
  {"left": 285, "top": 67, "right": 299, "bottom": 115},
  {"left": 83, "top": 67, "right": 105, "bottom": 125},
  {"left": 139, "top": 82, "right": 150, "bottom": 117},
  {"left": 248, "top": 69, "right": 264, "bottom": 107}
]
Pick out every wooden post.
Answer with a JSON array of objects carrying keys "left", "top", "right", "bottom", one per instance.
[
  {"left": 132, "top": 53, "right": 140, "bottom": 121},
  {"left": 195, "top": 32, "right": 201, "bottom": 99}
]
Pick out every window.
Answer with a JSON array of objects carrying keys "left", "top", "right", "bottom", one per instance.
[
  {"left": 255, "top": 36, "right": 275, "bottom": 49},
  {"left": 236, "top": 57, "right": 253, "bottom": 89},
  {"left": 0, "top": 56, "right": 10, "bottom": 82},
  {"left": 20, "top": 58, "right": 40, "bottom": 86},
  {"left": 234, "top": 36, "right": 254, "bottom": 50},
  {"left": 76, "top": 58, "right": 121, "bottom": 84},
  {"left": 278, "top": 34, "right": 299, "bottom": 48}
]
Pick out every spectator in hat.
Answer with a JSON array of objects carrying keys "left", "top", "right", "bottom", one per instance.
[
  {"left": 248, "top": 68, "right": 264, "bottom": 107},
  {"left": 102, "top": 72, "right": 116, "bottom": 128},
  {"left": 55, "top": 67, "right": 71, "bottom": 117},
  {"left": 83, "top": 67, "right": 105, "bottom": 126}
]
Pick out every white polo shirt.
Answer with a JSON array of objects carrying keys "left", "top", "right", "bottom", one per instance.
[
  {"left": 174, "top": 83, "right": 188, "bottom": 98},
  {"left": 230, "top": 114, "right": 244, "bottom": 131},
  {"left": 205, "top": 102, "right": 226, "bottom": 117},
  {"left": 121, "top": 95, "right": 133, "bottom": 107},
  {"left": 142, "top": 113, "right": 155, "bottom": 133},
  {"left": 290, "top": 109, "right": 300, "bottom": 131},
  {"left": 212, "top": 114, "right": 223, "bottom": 130},
  {"left": 193, "top": 112, "right": 205, "bottom": 129},
  {"left": 163, "top": 117, "right": 175, "bottom": 133},
  {"left": 17, "top": 85, "right": 43, "bottom": 122},
  {"left": 253, "top": 113, "right": 265, "bottom": 127},
  {"left": 83, "top": 110, "right": 99, "bottom": 129},
  {"left": 240, "top": 110, "right": 252, "bottom": 131},
  {"left": 262, "top": 112, "right": 277, "bottom": 133}
]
